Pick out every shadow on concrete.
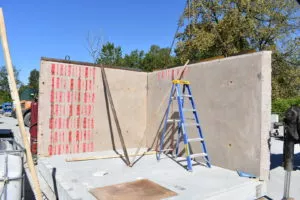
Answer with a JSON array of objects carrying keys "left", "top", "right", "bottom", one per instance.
[
  {"left": 270, "top": 153, "right": 283, "bottom": 170},
  {"left": 166, "top": 153, "right": 207, "bottom": 171},
  {"left": 24, "top": 173, "right": 35, "bottom": 200},
  {"left": 258, "top": 195, "right": 273, "bottom": 200},
  {"left": 270, "top": 153, "right": 300, "bottom": 170},
  {"left": 147, "top": 110, "right": 209, "bottom": 171},
  {"left": 150, "top": 112, "right": 179, "bottom": 152},
  {"left": 130, "top": 110, "right": 177, "bottom": 167},
  {"left": 52, "top": 168, "right": 59, "bottom": 200},
  {"left": 24, "top": 173, "right": 50, "bottom": 200}
]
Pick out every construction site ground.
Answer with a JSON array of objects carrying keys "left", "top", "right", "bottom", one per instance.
[
  {"left": 38, "top": 149, "right": 265, "bottom": 200},
  {"left": 267, "top": 137, "right": 300, "bottom": 199},
  {"left": 0, "top": 115, "right": 299, "bottom": 200}
]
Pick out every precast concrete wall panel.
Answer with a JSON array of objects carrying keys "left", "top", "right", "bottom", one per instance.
[
  {"left": 146, "top": 51, "right": 271, "bottom": 180},
  {"left": 38, "top": 59, "right": 147, "bottom": 157},
  {"left": 38, "top": 52, "right": 271, "bottom": 180}
]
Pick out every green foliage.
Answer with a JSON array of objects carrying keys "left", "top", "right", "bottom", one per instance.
[
  {"left": 272, "top": 38, "right": 300, "bottom": 100},
  {"left": 96, "top": 43, "right": 177, "bottom": 71},
  {"left": 28, "top": 69, "right": 39, "bottom": 90},
  {"left": 96, "top": 42, "right": 123, "bottom": 66},
  {"left": 0, "top": 90, "right": 12, "bottom": 104},
  {"left": 141, "top": 45, "right": 176, "bottom": 71},
  {"left": 272, "top": 97, "right": 300, "bottom": 119},
  {"left": 0, "top": 65, "right": 21, "bottom": 92},
  {"left": 176, "top": 0, "right": 299, "bottom": 62},
  {"left": 175, "top": 0, "right": 299, "bottom": 100},
  {"left": 123, "top": 50, "right": 144, "bottom": 68},
  {"left": 0, "top": 65, "right": 22, "bottom": 104},
  {"left": 91, "top": 0, "right": 299, "bottom": 103}
]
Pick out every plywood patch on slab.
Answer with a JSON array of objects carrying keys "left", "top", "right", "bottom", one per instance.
[{"left": 89, "top": 179, "right": 177, "bottom": 200}]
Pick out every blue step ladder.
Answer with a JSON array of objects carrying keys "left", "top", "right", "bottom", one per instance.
[{"left": 157, "top": 80, "right": 211, "bottom": 171}]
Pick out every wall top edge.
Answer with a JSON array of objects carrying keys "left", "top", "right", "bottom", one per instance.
[
  {"left": 150, "top": 51, "right": 273, "bottom": 73},
  {"left": 41, "top": 51, "right": 272, "bottom": 74},
  {"left": 40, "top": 57, "right": 145, "bottom": 73}
]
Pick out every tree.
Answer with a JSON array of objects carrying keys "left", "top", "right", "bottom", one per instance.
[
  {"left": 175, "top": 0, "right": 299, "bottom": 62},
  {"left": 123, "top": 50, "right": 145, "bottom": 69},
  {"left": 0, "top": 65, "right": 22, "bottom": 103},
  {"left": 141, "top": 45, "right": 176, "bottom": 71},
  {"left": 90, "top": 40, "right": 177, "bottom": 71},
  {"left": 175, "top": 0, "right": 299, "bottom": 100},
  {"left": 28, "top": 69, "right": 39, "bottom": 90},
  {"left": 272, "top": 38, "right": 300, "bottom": 99},
  {"left": 96, "top": 42, "right": 123, "bottom": 66},
  {"left": 0, "top": 90, "right": 12, "bottom": 104}
]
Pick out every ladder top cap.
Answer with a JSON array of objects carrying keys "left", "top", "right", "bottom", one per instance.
[{"left": 172, "top": 80, "right": 190, "bottom": 85}]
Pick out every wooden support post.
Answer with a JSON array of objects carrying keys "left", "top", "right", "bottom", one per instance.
[{"left": 0, "top": 8, "right": 43, "bottom": 200}]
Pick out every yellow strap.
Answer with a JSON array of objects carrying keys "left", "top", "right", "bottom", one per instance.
[{"left": 172, "top": 80, "right": 190, "bottom": 85}]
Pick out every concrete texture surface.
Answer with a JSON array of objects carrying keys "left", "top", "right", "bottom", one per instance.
[
  {"left": 38, "top": 148, "right": 266, "bottom": 200},
  {"left": 38, "top": 60, "right": 147, "bottom": 156},
  {"left": 147, "top": 51, "right": 272, "bottom": 180},
  {"left": 266, "top": 137, "right": 300, "bottom": 199},
  {"left": 100, "top": 68, "right": 147, "bottom": 151},
  {"left": 38, "top": 52, "right": 271, "bottom": 181},
  {"left": 2, "top": 116, "right": 300, "bottom": 200}
]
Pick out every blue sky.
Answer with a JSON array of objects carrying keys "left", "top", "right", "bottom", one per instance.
[{"left": 0, "top": 1, "right": 185, "bottom": 84}]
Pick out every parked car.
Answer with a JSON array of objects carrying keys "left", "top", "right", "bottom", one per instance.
[{"left": 0, "top": 102, "right": 13, "bottom": 116}]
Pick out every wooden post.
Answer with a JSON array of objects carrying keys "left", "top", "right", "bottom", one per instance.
[{"left": 0, "top": 8, "right": 43, "bottom": 200}]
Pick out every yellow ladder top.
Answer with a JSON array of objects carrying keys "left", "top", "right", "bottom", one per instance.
[{"left": 172, "top": 80, "right": 190, "bottom": 85}]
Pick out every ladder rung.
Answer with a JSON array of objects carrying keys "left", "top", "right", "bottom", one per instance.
[
  {"left": 190, "top": 153, "right": 207, "bottom": 159},
  {"left": 183, "top": 109, "right": 196, "bottom": 112},
  {"left": 184, "top": 123, "right": 199, "bottom": 127},
  {"left": 171, "top": 95, "right": 192, "bottom": 100},
  {"left": 188, "top": 138, "right": 203, "bottom": 142},
  {"left": 167, "top": 119, "right": 181, "bottom": 123},
  {"left": 182, "top": 95, "right": 192, "bottom": 98}
]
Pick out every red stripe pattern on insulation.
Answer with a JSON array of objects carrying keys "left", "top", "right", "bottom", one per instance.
[{"left": 48, "top": 63, "right": 96, "bottom": 155}]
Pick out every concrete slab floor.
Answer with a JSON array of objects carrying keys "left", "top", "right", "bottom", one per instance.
[
  {"left": 38, "top": 148, "right": 265, "bottom": 200},
  {"left": 0, "top": 116, "right": 265, "bottom": 199},
  {"left": 0, "top": 115, "right": 29, "bottom": 146},
  {"left": 0, "top": 116, "right": 56, "bottom": 199}
]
